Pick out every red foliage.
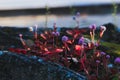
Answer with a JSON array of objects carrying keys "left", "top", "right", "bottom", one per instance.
[
  {"left": 9, "top": 48, "right": 27, "bottom": 54},
  {"left": 8, "top": 24, "right": 119, "bottom": 80}
]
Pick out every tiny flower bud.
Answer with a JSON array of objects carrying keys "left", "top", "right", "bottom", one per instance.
[
  {"left": 78, "top": 36, "right": 84, "bottom": 45},
  {"left": 95, "top": 42, "right": 99, "bottom": 47},
  {"left": 53, "top": 23, "right": 57, "bottom": 29},
  {"left": 55, "top": 32, "right": 60, "bottom": 36},
  {"left": 19, "top": 34, "right": 22, "bottom": 37},
  {"left": 96, "top": 60, "right": 100, "bottom": 63},
  {"left": 34, "top": 24, "right": 38, "bottom": 31},
  {"left": 76, "top": 12, "right": 80, "bottom": 17},
  {"left": 52, "top": 31, "right": 60, "bottom": 36},
  {"left": 114, "top": 57, "right": 120, "bottom": 64},
  {"left": 29, "top": 27, "right": 33, "bottom": 32},
  {"left": 106, "top": 55, "right": 110, "bottom": 59},
  {"left": 89, "top": 24, "right": 96, "bottom": 30},
  {"left": 100, "top": 26, "right": 106, "bottom": 32},
  {"left": 62, "top": 36, "right": 68, "bottom": 42},
  {"left": 100, "top": 52, "right": 106, "bottom": 55},
  {"left": 52, "top": 32, "right": 55, "bottom": 35}
]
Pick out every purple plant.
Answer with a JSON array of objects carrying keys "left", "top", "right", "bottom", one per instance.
[
  {"left": 114, "top": 57, "right": 120, "bottom": 64},
  {"left": 76, "top": 12, "right": 80, "bottom": 17},
  {"left": 9, "top": 23, "right": 118, "bottom": 80},
  {"left": 52, "top": 31, "right": 60, "bottom": 36},
  {"left": 96, "top": 60, "right": 100, "bottom": 77},
  {"left": 95, "top": 42, "right": 99, "bottom": 47},
  {"left": 89, "top": 24, "right": 96, "bottom": 31},
  {"left": 53, "top": 23, "right": 57, "bottom": 28},
  {"left": 100, "top": 52, "right": 106, "bottom": 55},
  {"left": 78, "top": 36, "right": 84, "bottom": 45},
  {"left": 52, "top": 32, "right": 55, "bottom": 35},
  {"left": 56, "top": 32, "right": 60, "bottom": 36},
  {"left": 106, "top": 55, "right": 110, "bottom": 59},
  {"left": 73, "top": 12, "right": 80, "bottom": 27},
  {"left": 96, "top": 60, "right": 100, "bottom": 63},
  {"left": 62, "top": 36, "right": 68, "bottom": 42},
  {"left": 52, "top": 31, "right": 60, "bottom": 47},
  {"left": 89, "top": 24, "right": 96, "bottom": 43}
]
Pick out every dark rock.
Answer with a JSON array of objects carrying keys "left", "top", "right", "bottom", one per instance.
[
  {"left": 102, "top": 23, "right": 119, "bottom": 43},
  {"left": 0, "top": 51, "right": 86, "bottom": 80}
]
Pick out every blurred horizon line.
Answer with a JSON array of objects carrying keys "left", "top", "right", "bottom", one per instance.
[{"left": 0, "top": 0, "right": 120, "bottom": 10}]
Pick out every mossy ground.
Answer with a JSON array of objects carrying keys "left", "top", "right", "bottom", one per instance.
[{"left": 101, "top": 42, "right": 120, "bottom": 56}]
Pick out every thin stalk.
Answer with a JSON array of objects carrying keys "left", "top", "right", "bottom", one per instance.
[
  {"left": 92, "top": 30, "right": 95, "bottom": 43},
  {"left": 96, "top": 64, "right": 99, "bottom": 77},
  {"left": 81, "top": 59, "right": 90, "bottom": 79}
]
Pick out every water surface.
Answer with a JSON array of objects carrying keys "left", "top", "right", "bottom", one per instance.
[{"left": 0, "top": 14, "right": 120, "bottom": 28}]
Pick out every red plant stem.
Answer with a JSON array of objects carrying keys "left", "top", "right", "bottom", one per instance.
[
  {"left": 81, "top": 45, "right": 84, "bottom": 58},
  {"left": 90, "top": 30, "right": 95, "bottom": 44},
  {"left": 34, "top": 25, "right": 38, "bottom": 39},
  {"left": 80, "top": 44, "right": 89, "bottom": 78},
  {"left": 103, "top": 56, "right": 107, "bottom": 72},
  {"left": 34, "top": 31, "right": 37, "bottom": 39},
  {"left": 64, "top": 57, "right": 69, "bottom": 68},
  {"left": 56, "top": 37, "right": 58, "bottom": 46},
  {"left": 105, "top": 59, "right": 108, "bottom": 74},
  {"left": 65, "top": 43, "right": 70, "bottom": 51},
  {"left": 97, "top": 38, "right": 101, "bottom": 45},
  {"left": 97, "top": 32, "right": 103, "bottom": 45},
  {"left": 53, "top": 37, "right": 55, "bottom": 47},
  {"left": 63, "top": 42, "right": 70, "bottom": 68},
  {"left": 65, "top": 46, "right": 67, "bottom": 56},
  {"left": 96, "top": 64, "right": 99, "bottom": 77},
  {"left": 100, "top": 31, "right": 104, "bottom": 38},
  {"left": 20, "top": 37, "right": 28, "bottom": 49},
  {"left": 81, "top": 59, "right": 90, "bottom": 79},
  {"left": 20, "top": 38, "right": 26, "bottom": 46},
  {"left": 97, "top": 31, "right": 105, "bottom": 45}
]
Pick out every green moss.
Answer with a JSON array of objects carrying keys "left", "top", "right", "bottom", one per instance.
[
  {"left": 84, "top": 35, "right": 91, "bottom": 39},
  {"left": 101, "top": 42, "right": 120, "bottom": 56},
  {"left": 82, "top": 34, "right": 120, "bottom": 56}
]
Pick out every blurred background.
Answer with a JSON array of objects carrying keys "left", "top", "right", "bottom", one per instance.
[{"left": 0, "top": 0, "right": 120, "bottom": 28}]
